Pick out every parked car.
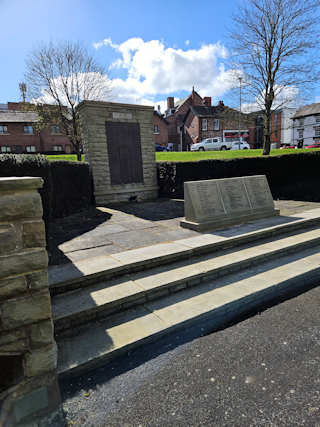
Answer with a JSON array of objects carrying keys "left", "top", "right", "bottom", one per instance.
[
  {"left": 191, "top": 137, "right": 231, "bottom": 151},
  {"left": 155, "top": 144, "right": 168, "bottom": 152},
  {"left": 305, "top": 143, "right": 320, "bottom": 149},
  {"left": 229, "top": 141, "right": 250, "bottom": 150},
  {"left": 280, "top": 143, "right": 297, "bottom": 149}
]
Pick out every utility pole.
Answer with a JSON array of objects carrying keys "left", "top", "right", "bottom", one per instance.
[
  {"left": 19, "top": 82, "right": 27, "bottom": 103},
  {"left": 238, "top": 77, "right": 242, "bottom": 150}
]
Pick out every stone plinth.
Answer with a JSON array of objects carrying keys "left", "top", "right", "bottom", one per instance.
[
  {"left": 180, "top": 175, "right": 279, "bottom": 231},
  {"left": 78, "top": 101, "right": 158, "bottom": 204},
  {"left": 0, "top": 177, "right": 62, "bottom": 427}
]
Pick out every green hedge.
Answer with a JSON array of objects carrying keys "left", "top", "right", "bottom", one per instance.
[
  {"left": 50, "top": 161, "right": 93, "bottom": 218},
  {"left": 0, "top": 154, "right": 93, "bottom": 224},
  {"left": 157, "top": 151, "right": 320, "bottom": 201}
]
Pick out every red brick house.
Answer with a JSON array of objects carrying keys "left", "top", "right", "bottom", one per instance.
[
  {"left": 163, "top": 88, "right": 252, "bottom": 150},
  {"left": 0, "top": 102, "right": 73, "bottom": 154},
  {"left": 164, "top": 88, "right": 204, "bottom": 150},
  {"left": 153, "top": 110, "right": 168, "bottom": 147},
  {"left": 183, "top": 100, "right": 252, "bottom": 149}
]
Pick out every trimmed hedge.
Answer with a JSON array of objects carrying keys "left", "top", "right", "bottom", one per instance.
[
  {"left": 50, "top": 161, "right": 93, "bottom": 218},
  {"left": 0, "top": 154, "right": 93, "bottom": 224},
  {"left": 157, "top": 151, "right": 320, "bottom": 201}
]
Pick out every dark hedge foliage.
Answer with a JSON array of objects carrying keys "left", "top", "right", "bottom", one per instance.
[
  {"left": 50, "top": 161, "right": 94, "bottom": 218},
  {"left": 157, "top": 151, "right": 320, "bottom": 201},
  {"left": 0, "top": 154, "right": 93, "bottom": 224},
  {"left": 0, "top": 154, "right": 53, "bottom": 224}
]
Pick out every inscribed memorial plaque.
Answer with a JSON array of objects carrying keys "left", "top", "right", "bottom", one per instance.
[
  {"left": 219, "top": 179, "right": 251, "bottom": 213},
  {"left": 181, "top": 175, "right": 279, "bottom": 231},
  {"left": 244, "top": 176, "right": 274, "bottom": 210},
  {"left": 184, "top": 180, "right": 225, "bottom": 222}
]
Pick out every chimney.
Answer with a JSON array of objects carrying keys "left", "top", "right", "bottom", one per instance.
[
  {"left": 203, "top": 97, "right": 211, "bottom": 107},
  {"left": 218, "top": 100, "right": 224, "bottom": 107},
  {"left": 192, "top": 86, "right": 195, "bottom": 104},
  {"left": 167, "top": 97, "right": 174, "bottom": 110}
]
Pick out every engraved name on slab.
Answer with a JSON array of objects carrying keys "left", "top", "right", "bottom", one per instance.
[
  {"left": 185, "top": 180, "right": 224, "bottom": 222},
  {"left": 244, "top": 175, "right": 274, "bottom": 210},
  {"left": 219, "top": 179, "right": 251, "bottom": 212}
]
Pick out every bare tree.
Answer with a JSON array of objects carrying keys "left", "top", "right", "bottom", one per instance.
[
  {"left": 25, "top": 41, "right": 111, "bottom": 160},
  {"left": 230, "top": 0, "right": 320, "bottom": 154}
]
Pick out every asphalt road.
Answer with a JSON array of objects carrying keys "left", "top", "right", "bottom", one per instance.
[{"left": 60, "top": 285, "right": 320, "bottom": 427}]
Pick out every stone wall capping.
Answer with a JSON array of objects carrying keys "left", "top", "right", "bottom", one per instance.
[
  {"left": 77, "top": 100, "right": 154, "bottom": 111},
  {"left": 0, "top": 176, "right": 43, "bottom": 191},
  {"left": 0, "top": 176, "right": 62, "bottom": 426}
]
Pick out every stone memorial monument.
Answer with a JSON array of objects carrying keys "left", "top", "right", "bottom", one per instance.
[
  {"left": 78, "top": 101, "right": 158, "bottom": 205},
  {"left": 180, "top": 175, "right": 279, "bottom": 231}
]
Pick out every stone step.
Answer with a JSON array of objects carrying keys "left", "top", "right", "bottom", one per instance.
[
  {"left": 56, "top": 245, "right": 320, "bottom": 378},
  {"left": 49, "top": 210, "right": 320, "bottom": 296},
  {"left": 52, "top": 227, "right": 320, "bottom": 334}
]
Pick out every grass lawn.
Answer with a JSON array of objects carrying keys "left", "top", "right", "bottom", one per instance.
[
  {"left": 46, "top": 154, "right": 85, "bottom": 161},
  {"left": 46, "top": 148, "right": 320, "bottom": 163},
  {"left": 156, "top": 148, "right": 320, "bottom": 162}
]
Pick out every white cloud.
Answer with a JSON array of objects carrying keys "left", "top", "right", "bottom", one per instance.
[
  {"left": 94, "top": 37, "right": 239, "bottom": 111},
  {"left": 185, "top": 40, "right": 190, "bottom": 46}
]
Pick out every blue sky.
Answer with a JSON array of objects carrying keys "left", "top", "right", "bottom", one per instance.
[{"left": 1, "top": 0, "right": 319, "bottom": 110}]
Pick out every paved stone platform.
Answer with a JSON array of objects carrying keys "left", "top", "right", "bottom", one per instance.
[{"left": 48, "top": 199, "right": 320, "bottom": 267}]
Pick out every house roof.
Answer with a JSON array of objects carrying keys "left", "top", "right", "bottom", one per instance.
[
  {"left": 293, "top": 103, "right": 320, "bottom": 119},
  {"left": 153, "top": 110, "right": 168, "bottom": 124},
  {"left": 189, "top": 105, "right": 223, "bottom": 117},
  {"left": 0, "top": 110, "right": 39, "bottom": 123},
  {"left": 173, "top": 90, "right": 203, "bottom": 111}
]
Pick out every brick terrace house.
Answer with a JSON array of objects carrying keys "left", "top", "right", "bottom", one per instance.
[
  {"left": 0, "top": 102, "right": 73, "bottom": 154},
  {"left": 153, "top": 109, "right": 168, "bottom": 147},
  {"left": 183, "top": 100, "right": 252, "bottom": 149},
  {"left": 163, "top": 88, "right": 253, "bottom": 150},
  {"left": 164, "top": 88, "right": 204, "bottom": 150}
]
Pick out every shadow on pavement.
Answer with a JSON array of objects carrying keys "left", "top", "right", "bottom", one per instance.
[
  {"left": 107, "top": 198, "right": 185, "bottom": 221},
  {"left": 47, "top": 207, "right": 112, "bottom": 266}
]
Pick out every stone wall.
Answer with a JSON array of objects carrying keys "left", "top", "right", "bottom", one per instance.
[
  {"left": 78, "top": 101, "right": 158, "bottom": 205},
  {"left": 0, "top": 177, "right": 61, "bottom": 427}
]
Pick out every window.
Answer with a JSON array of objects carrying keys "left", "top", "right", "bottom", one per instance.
[
  {"left": 316, "top": 117, "right": 320, "bottom": 123},
  {"left": 24, "top": 125, "right": 33, "bottom": 134},
  {"left": 15, "top": 145, "right": 22, "bottom": 153},
  {"left": 53, "top": 145, "right": 63, "bottom": 151},
  {"left": 213, "top": 119, "right": 219, "bottom": 130},
  {"left": 154, "top": 125, "right": 159, "bottom": 134},
  {"left": 1, "top": 146, "right": 11, "bottom": 153},
  {"left": 51, "top": 125, "right": 61, "bottom": 134},
  {"left": 298, "top": 129, "right": 303, "bottom": 139},
  {"left": 298, "top": 118, "right": 304, "bottom": 127},
  {"left": 202, "top": 119, "right": 207, "bottom": 131},
  {"left": 0, "top": 125, "right": 8, "bottom": 134},
  {"left": 315, "top": 126, "right": 320, "bottom": 137},
  {"left": 26, "top": 145, "right": 36, "bottom": 153}
]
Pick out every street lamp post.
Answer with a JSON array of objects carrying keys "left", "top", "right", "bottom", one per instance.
[{"left": 238, "top": 77, "right": 242, "bottom": 150}]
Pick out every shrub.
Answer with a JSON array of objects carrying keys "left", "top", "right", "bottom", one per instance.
[
  {"left": 50, "top": 161, "right": 93, "bottom": 218},
  {"left": 157, "top": 151, "right": 320, "bottom": 201},
  {"left": 0, "top": 154, "right": 93, "bottom": 224}
]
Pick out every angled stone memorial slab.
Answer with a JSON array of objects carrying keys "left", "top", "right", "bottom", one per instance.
[{"left": 181, "top": 175, "right": 279, "bottom": 231}]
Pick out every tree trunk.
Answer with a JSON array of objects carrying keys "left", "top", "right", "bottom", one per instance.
[
  {"left": 76, "top": 151, "right": 82, "bottom": 161},
  {"left": 263, "top": 110, "right": 272, "bottom": 155}
]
